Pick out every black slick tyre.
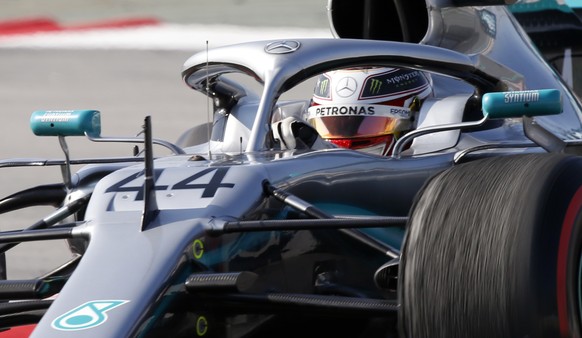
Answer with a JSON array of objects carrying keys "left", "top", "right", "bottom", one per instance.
[{"left": 398, "top": 153, "right": 582, "bottom": 338}]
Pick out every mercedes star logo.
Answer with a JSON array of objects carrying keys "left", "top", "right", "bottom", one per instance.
[
  {"left": 264, "top": 40, "right": 301, "bottom": 54},
  {"left": 335, "top": 77, "right": 358, "bottom": 98}
]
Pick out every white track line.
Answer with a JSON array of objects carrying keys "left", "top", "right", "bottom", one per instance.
[{"left": 0, "top": 23, "right": 332, "bottom": 50}]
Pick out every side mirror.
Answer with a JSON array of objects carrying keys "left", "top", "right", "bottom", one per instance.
[
  {"left": 29, "top": 110, "right": 101, "bottom": 190},
  {"left": 482, "top": 89, "right": 565, "bottom": 154},
  {"left": 30, "top": 110, "right": 101, "bottom": 137},
  {"left": 393, "top": 89, "right": 563, "bottom": 158},
  {"left": 482, "top": 89, "right": 562, "bottom": 119}
]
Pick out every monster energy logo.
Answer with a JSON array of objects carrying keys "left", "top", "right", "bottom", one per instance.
[
  {"left": 369, "top": 79, "right": 383, "bottom": 95},
  {"left": 318, "top": 78, "right": 329, "bottom": 95}
]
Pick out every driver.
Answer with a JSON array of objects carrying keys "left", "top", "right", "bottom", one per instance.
[{"left": 305, "top": 67, "right": 433, "bottom": 156}]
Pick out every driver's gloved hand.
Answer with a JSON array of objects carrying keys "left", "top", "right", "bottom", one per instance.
[{"left": 272, "top": 117, "right": 334, "bottom": 150}]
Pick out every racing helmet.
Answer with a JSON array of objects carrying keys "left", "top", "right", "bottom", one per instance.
[{"left": 306, "top": 67, "right": 432, "bottom": 156}]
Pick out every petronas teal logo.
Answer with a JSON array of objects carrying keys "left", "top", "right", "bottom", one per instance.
[
  {"left": 370, "top": 79, "right": 383, "bottom": 95},
  {"left": 52, "top": 300, "right": 129, "bottom": 331}
]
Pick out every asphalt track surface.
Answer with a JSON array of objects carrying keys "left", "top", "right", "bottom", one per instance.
[
  {"left": 0, "top": 0, "right": 331, "bottom": 28},
  {"left": 0, "top": 1, "right": 329, "bottom": 278}
]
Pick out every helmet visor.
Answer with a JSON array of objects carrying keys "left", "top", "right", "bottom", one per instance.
[{"left": 306, "top": 104, "right": 411, "bottom": 139}]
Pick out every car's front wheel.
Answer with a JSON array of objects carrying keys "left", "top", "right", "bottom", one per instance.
[{"left": 398, "top": 153, "right": 582, "bottom": 337}]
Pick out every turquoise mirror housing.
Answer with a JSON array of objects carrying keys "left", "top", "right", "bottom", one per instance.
[
  {"left": 482, "top": 89, "right": 562, "bottom": 119},
  {"left": 30, "top": 110, "right": 101, "bottom": 137}
]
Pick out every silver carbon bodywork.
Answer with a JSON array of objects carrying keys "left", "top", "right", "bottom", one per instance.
[{"left": 1, "top": 1, "right": 581, "bottom": 337}]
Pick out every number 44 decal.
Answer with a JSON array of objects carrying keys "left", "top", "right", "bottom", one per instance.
[{"left": 106, "top": 167, "right": 235, "bottom": 200}]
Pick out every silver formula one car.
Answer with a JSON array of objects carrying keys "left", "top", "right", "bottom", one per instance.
[{"left": 1, "top": 0, "right": 582, "bottom": 337}]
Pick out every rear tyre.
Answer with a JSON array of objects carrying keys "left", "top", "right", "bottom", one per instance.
[{"left": 398, "top": 153, "right": 582, "bottom": 337}]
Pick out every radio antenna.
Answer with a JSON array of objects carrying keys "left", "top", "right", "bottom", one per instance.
[{"left": 206, "top": 40, "right": 212, "bottom": 158}]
